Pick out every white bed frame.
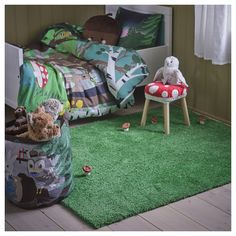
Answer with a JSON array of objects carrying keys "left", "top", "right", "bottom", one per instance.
[
  {"left": 106, "top": 5, "right": 172, "bottom": 86},
  {"left": 5, "top": 43, "right": 23, "bottom": 108},
  {"left": 5, "top": 5, "right": 172, "bottom": 109}
]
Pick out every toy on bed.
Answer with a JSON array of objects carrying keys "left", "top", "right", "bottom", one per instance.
[
  {"left": 82, "top": 13, "right": 121, "bottom": 45},
  {"left": 153, "top": 56, "right": 188, "bottom": 87}
]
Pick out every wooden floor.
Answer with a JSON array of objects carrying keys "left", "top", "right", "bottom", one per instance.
[
  {"left": 5, "top": 103, "right": 231, "bottom": 231},
  {"left": 5, "top": 184, "right": 231, "bottom": 231}
]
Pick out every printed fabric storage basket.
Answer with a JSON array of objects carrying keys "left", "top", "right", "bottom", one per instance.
[{"left": 5, "top": 118, "right": 73, "bottom": 209}]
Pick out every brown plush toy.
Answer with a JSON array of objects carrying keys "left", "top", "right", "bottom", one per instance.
[
  {"left": 17, "top": 106, "right": 61, "bottom": 142},
  {"left": 82, "top": 13, "right": 121, "bottom": 45}
]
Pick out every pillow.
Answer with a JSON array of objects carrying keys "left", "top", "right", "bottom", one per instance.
[{"left": 115, "top": 7, "right": 163, "bottom": 50}]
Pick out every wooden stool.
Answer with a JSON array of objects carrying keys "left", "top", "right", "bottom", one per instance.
[{"left": 140, "top": 81, "right": 190, "bottom": 135}]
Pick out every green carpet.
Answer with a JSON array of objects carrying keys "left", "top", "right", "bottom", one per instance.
[{"left": 62, "top": 106, "right": 231, "bottom": 228}]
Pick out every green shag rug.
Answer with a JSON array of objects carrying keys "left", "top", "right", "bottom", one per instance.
[{"left": 62, "top": 106, "right": 231, "bottom": 228}]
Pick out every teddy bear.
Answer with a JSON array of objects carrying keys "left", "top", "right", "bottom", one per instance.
[
  {"left": 5, "top": 106, "right": 28, "bottom": 136},
  {"left": 17, "top": 106, "right": 61, "bottom": 142},
  {"left": 154, "top": 56, "right": 188, "bottom": 87}
]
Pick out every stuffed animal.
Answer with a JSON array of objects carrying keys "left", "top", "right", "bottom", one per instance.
[
  {"left": 17, "top": 106, "right": 61, "bottom": 142},
  {"left": 82, "top": 14, "right": 121, "bottom": 45},
  {"left": 154, "top": 56, "right": 188, "bottom": 87},
  {"left": 5, "top": 106, "right": 28, "bottom": 136},
  {"left": 40, "top": 98, "right": 63, "bottom": 121}
]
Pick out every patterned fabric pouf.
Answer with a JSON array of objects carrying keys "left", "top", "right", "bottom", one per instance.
[{"left": 145, "top": 81, "right": 188, "bottom": 102}]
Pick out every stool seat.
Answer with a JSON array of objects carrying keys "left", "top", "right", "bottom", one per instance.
[
  {"left": 141, "top": 81, "right": 190, "bottom": 135},
  {"left": 145, "top": 81, "right": 188, "bottom": 103}
]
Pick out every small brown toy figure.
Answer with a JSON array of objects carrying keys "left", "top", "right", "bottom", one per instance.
[
  {"left": 82, "top": 165, "right": 92, "bottom": 176},
  {"left": 17, "top": 106, "right": 60, "bottom": 141},
  {"left": 199, "top": 115, "right": 206, "bottom": 125},
  {"left": 122, "top": 122, "right": 130, "bottom": 132},
  {"left": 5, "top": 106, "right": 28, "bottom": 136},
  {"left": 82, "top": 14, "right": 121, "bottom": 45},
  {"left": 14, "top": 106, "right": 27, "bottom": 126},
  {"left": 151, "top": 116, "right": 158, "bottom": 124}
]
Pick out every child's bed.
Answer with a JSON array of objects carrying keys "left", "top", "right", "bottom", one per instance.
[{"left": 5, "top": 5, "right": 172, "bottom": 121}]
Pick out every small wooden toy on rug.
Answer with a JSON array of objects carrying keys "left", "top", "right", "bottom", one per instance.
[
  {"left": 151, "top": 116, "right": 158, "bottom": 124},
  {"left": 122, "top": 122, "right": 131, "bottom": 131},
  {"left": 82, "top": 165, "right": 92, "bottom": 176},
  {"left": 199, "top": 115, "right": 206, "bottom": 125}
]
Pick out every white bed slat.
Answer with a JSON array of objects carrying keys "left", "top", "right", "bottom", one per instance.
[{"left": 5, "top": 43, "right": 23, "bottom": 108}]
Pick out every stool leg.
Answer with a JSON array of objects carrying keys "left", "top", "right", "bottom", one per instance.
[
  {"left": 141, "top": 99, "right": 150, "bottom": 126},
  {"left": 163, "top": 102, "right": 170, "bottom": 135},
  {"left": 181, "top": 97, "right": 190, "bottom": 126}
]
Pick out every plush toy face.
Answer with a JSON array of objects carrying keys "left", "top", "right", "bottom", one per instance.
[
  {"left": 164, "top": 56, "right": 179, "bottom": 69},
  {"left": 14, "top": 106, "right": 26, "bottom": 118}
]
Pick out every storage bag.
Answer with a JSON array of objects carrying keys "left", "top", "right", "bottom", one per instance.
[{"left": 5, "top": 120, "right": 73, "bottom": 209}]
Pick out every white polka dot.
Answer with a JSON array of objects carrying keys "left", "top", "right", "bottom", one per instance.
[
  {"left": 40, "top": 66, "right": 44, "bottom": 72},
  {"left": 149, "top": 85, "right": 159, "bottom": 94},
  {"left": 172, "top": 89, "right": 179, "bottom": 98},
  {"left": 183, "top": 88, "right": 187, "bottom": 95},
  {"left": 148, "top": 82, "right": 156, "bottom": 86},
  {"left": 42, "top": 73, "right": 45, "bottom": 79},
  {"left": 164, "top": 85, "right": 170, "bottom": 87},
  {"left": 161, "top": 91, "right": 168, "bottom": 98}
]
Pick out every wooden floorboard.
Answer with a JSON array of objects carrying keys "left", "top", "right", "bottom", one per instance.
[
  {"left": 108, "top": 215, "right": 160, "bottom": 231},
  {"left": 5, "top": 221, "right": 16, "bottom": 231},
  {"left": 40, "top": 204, "right": 93, "bottom": 231},
  {"left": 197, "top": 185, "right": 231, "bottom": 214},
  {"left": 169, "top": 196, "right": 231, "bottom": 231},
  {"left": 140, "top": 205, "right": 208, "bottom": 231},
  {"left": 222, "top": 183, "right": 231, "bottom": 191},
  {"left": 5, "top": 200, "right": 63, "bottom": 231},
  {"left": 97, "top": 226, "right": 112, "bottom": 231}
]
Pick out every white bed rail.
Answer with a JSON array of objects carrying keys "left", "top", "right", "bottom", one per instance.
[{"left": 5, "top": 43, "right": 23, "bottom": 108}]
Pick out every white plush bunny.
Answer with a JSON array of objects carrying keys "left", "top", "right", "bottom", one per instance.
[{"left": 154, "top": 56, "right": 188, "bottom": 87}]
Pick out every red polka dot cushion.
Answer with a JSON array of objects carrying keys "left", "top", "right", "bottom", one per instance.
[{"left": 145, "top": 81, "right": 188, "bottom": 102}]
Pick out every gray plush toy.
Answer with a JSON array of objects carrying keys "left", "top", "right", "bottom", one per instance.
[{"left": 40, "top": 99, "right": 63, "bottom": 121}]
